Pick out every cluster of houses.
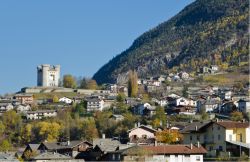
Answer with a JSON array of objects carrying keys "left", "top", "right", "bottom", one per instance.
[
  {"left": 1, "top": 119, "right": 249, "bottom": 161},
  {"left": 1, "top": 84, "right": 249, "bottom": 122}
]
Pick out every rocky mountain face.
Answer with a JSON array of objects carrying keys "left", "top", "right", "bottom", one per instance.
[{"left": 93, "top": 0, "right": 249, "bottom": 84}]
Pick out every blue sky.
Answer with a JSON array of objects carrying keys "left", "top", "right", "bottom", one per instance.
[{"left": 0, "top": 0, "right": 193, "bottom": 94}]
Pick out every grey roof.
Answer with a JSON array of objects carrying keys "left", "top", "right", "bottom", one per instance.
[
  {"left": 0, "top": 152, "right": 19, "bottom": 162},
  {"left": 32, "top": 152, "right": 71, "bottom": 160},
  {"left": 128, "top": 125, "right": 157, "bottom": 133},
  {"left": 86, "top": 97, "right": 102, "bottom": 102},
  {"left": 28, "top": 144, "right": 40, "bottom": 151},
  {"left": 42, "top": 140, "right": 92, "bottom": 150},
  {"left": 14, "top": 93, "right": 33, "bottom": 97},
  {"left": 204, "top": 99, "right": 220, "bottom": 105},
  {"left": 226, "top": 140, "right": 250, "bottom": 149},
  {"left": 111, "top": 114, "right": 124, "bottom": 119},
  {"left": 26, "top": 110, "right": 57, "bottom": 114},
  {"left": 180, "top": 121, "right": 212, "bottom": 133},
  {"left": 93, "top": 138, "right": 121, "bottom": 152}
]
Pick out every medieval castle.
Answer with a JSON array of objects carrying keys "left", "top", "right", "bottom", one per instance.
[{"left": 37, "top": 64, "right": 60, "bottom": 87}]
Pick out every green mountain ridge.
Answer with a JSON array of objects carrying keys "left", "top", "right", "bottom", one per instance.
[{"left": 93, "top": 0, "right": 249, "bottom": 84}]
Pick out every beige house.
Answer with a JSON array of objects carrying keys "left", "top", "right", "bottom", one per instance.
[
  {"left": 181, "top": 120, "right": 250, "bottom": 157},
  {"left": 14, "top": 93, "right": 34, "bottom": 105},
  {"left": 128, "top": 125, "right": 157, "bottom": 145}
]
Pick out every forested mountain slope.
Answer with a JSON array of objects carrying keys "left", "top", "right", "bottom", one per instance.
[{"left": 93, "top": 0, "right": 249, "bottom": 84}]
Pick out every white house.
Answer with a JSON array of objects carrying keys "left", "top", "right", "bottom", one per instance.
[
  {"left": 86, "top": 97, "right": 104, "bottom": 112},
  {"left": 210, "top": 65, "right": 219, "bottom": 71},
  {"left": 159, "top": 99, "right": 168, "bottom": 107},
  {"left": 219, "top": 90, "right": 232, "bottom": 100},
  {"left": 179, "top": 72, "right": 189, "bottom": 80},
  {"left": 25, "top": 110, "right": 57, "bottom": 120},
  {"left": 197, "top": 99, "right": 219, "bottom": 113},
  {"left": 59, "top": 97, "right": 73, "bottom": 104},
  {"left": 133, "top": 103, "right": 152, "bottom": 115},
  {"left": 168, "top": 93, "right": 181, "bottom": 99},
  {"left": 238, "top": 99, "right": 250, "bottom": 113},
  {"left": 16, "top": 104, "right": 31, "bottom": 112},
  {"left": 175, "top": 97, "right": 196, "bottom": 107},
  {"left": 0, "top": 103, "right": 14, "bottom": 115}
]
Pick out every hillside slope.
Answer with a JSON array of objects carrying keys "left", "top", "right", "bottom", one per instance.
[{"left": 93, "top": 0, "right": 249, "bottom": 84}]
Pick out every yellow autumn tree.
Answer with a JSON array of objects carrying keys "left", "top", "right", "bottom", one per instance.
[
  {"left": 156, "top": 129, "right": 183, "bottom": 144},
  {"left": 36, "top": 121, "right": 62, "bottom": 142}
]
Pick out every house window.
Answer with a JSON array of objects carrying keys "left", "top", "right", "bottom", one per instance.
[
  {"left": 209, "top": 146, "right": 213, "bottom": 151},
  {"left": 112, "top": 154, "right": 115, "bottom": 160},
  {"left": 190, "top": 135, "right": 192, "bottom": 141},
  {"left": 239, "top": 134, "right": 243, "bottom": 142},
  {"left": 196, "top": 156, "right": 201, "bottom": 161},
  {"left": 142, "top": 134, "right": 147, "bottom": 139},
  {"left": 197, "top": 135, "right": 200, "bottom": 140},
  {"left": 217, "top": 126, "right": 220, "bottom": 130},
  {"left": 229, "top": 134, "right": 232, "bottom": 141},
  {"left": 218, "top": 135, "right": 221, "bottom": 140},
  {"left": 204, "top": 135, "right": 207, "bottom": 140},
  {"left": 219, "top": 146, "right": 223, "bottom": 151}
]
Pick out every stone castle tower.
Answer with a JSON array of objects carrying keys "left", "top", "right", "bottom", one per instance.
[{"left": 37, "top": 64, "right": 60, "bottom": 87}]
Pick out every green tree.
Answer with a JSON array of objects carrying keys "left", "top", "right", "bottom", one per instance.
[
  {"left": 63, "top": 74, "right": 77, "bottom": 88},
  {"left": 80, "top": 77, "right": 88, "bottom": 89},
  {"left": 0, "top": 140, "right": 11, "bottom": 151},
  {"left": 80, "top": 118, "right": 99, "bottom": 141},
  {"left": 116, "top": 93, "right": 125, "bottom": 103},
  {"left": 21, "top": 124, "right": 33, "bottom": 144},
  {"left": 74, "top": 102, "right": 86, "bottom": 116},
  {"left": 86, "top": 79, "right": 98, "bottom": 90},
  {"left": 0, "top": 121, "right": 5, "bottom": 136},
  {"left": 152, "top": 106, "right": 166, "bottom": 127},
  {"left": 52, "top": 95, "right": 59, "bottom": 103},
  {"left": 128, "top": 70, "right": 138, "bottom": 97},
  {"left": 200, "top": 106, "right": 209, "bottom": 120},
  {"left": 2, "top": 110, "right": 21, "bottom": 131},
  {"left": 233, "top": 82, "right": 244, "bottom": 91},
  {"left": 230, "top": 111, "right": 244, "bottom": 121},
  {"left": 182, "top": 84, "right": 189, "bottom": 98}
]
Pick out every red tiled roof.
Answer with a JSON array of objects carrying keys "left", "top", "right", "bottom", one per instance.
[
  {"left": 142, "top": 145, "right": 207, "bottom": 154},
  {"left": 216, "top": 121, "right": 249, "bottom": 129}
]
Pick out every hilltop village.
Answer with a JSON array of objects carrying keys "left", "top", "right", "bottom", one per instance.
[{"left": 0, "top": 64, "right": 249, "bottom": 162}]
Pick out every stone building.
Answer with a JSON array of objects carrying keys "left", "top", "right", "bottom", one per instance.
[{"left": 37, "top": 64, "right": 60, "bottom": 87}]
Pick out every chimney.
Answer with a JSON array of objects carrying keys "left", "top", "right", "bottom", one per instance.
[
  {"left": 67, "top": 140, "right": 70, "bottom": 146},
  {"left": 138, "top": 122, "right": 141, "bottom": 127},
  {"left": 154, "top": 140, "right": 157, "bottom": 146},
  {"left": 195, "top": 125, "right": 198, "bottom": 131},
  {"left": 102, "top": 134, "right": 106, "bottom": 139},
  {"left": 197, "top": 141, "right": 200, "bottom": 148},
  {"left": 134, "top": 123, "right": 137, "bottom": 128},
  {"left": 242, "top": 119, "right": 246, "bottom": 123},
  {"left": 190, "top": 143, "right": 193, "bottom": 150},
  {"left": 216, "top": 118, "right": 219, "bottom": 123}
]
